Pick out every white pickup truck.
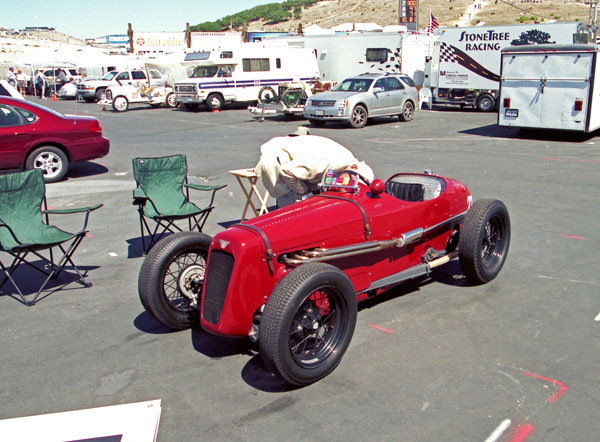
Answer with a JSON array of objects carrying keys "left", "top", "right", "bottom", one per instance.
[{"left": 75, "top": 69, "right": 166, "bottom": 102}]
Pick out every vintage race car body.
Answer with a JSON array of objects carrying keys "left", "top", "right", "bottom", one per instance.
[
  {"left": 102, "top": 84, "right": 176, "bottom": 112},
  {"left": 202, "top": 173, "right": 470, "bottom": 337},
  {"left": 139, "top": 170, "right": 509, "bottom": 385}
]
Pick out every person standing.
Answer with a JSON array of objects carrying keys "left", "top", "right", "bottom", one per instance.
[
  {"left": 7, "top": 67, "right": 16, "bottom": 87},
  {"left": 16, "top": 69, "right": 27, "bottom": 95},
  {"left": 35, "top": 69, "right": 48, "bottom": 98}
]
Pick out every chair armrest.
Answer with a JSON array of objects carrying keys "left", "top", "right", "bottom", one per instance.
[
  {"left": 184, "top": 183, "right": 227, "bottom": 192},
  {"left": 133, "top": 188, "right": 149, "bottom": 205},
  {"left": 44, "top": 203, "right": 103, "bottom": 215},
  {"left": 184, "top": 183, "right": 227, "bottom": 208}
]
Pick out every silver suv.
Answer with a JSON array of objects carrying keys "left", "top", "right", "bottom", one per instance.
[{"left": 304, "top": 73, "right": 418, "bottom": 128}]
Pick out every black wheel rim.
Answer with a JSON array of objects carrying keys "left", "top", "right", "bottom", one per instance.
[
  {"left": 481, "top": 214, "right": 506, "bottom": 270},
  {"left": 162, "top": 250, "right": 206, "bottom": 313},
  {"left": 288, "top": 286, "right": 347, "bottom": 368}
]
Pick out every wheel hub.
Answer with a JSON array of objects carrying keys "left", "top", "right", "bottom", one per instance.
[{"left": 177, "top": 264, "right": 204, "bottom": 301}]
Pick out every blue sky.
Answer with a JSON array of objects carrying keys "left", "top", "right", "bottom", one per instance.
[{"left": 2, "top": 0, "right": 284, "bottom": 39}]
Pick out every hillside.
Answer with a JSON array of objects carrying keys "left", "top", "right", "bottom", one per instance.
[{"left": 245, "top": 0, "right": 590, "bottom": 31}]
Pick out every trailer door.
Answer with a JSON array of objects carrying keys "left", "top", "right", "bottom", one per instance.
[{"left": 500, "top": 49, "right": 594, "bottom": 131}]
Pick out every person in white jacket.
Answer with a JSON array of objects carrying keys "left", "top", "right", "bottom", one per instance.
[{"left": 255, "top": 126, "right": 374, "bottom": 207}]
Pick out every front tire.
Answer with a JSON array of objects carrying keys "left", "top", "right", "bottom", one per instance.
[
  {"left": 459, "top": 199, "right": 510, "bottom": 284},
  {"left": 207, "top": 93, "right": 224, "bottom": 111},
  {"left": 26, "top": 145, "right": 69, "bottom": 183},
  {"left": 348, "top": 104, "right": 367, "bottom": 128},
  {"left": 399, "top": 100, "right": 415, "bottom": 122},
  {"left": 259, "top": 263, "right": 357, "bottom": 386},
  {"left": 112, "top": 95, "right": 129, "bottom": 112},
  {"left": 95, "top": 88, "right": 106, "bottom": 102},
  {"left": 138, "top": 232, "right": 212, "bottom": 330}
]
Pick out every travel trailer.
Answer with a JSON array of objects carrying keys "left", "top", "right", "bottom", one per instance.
[
  {"left": 423, "top": 23, "right": 580, "bottom": 111},
  {"left": 173, "top": 44, "right": 319, "bottom": 111},
  {"left": 498, "top": 44, "right": 600, "bottom": 132}
]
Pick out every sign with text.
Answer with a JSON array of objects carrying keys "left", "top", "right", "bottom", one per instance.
[{"left": 399, "top": 0, "right": 418, "bottom": 31}]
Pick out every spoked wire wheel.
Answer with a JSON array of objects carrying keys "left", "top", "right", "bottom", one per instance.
[
  {"left": 138, "top": 232, "right": 212, "bottom": 330},
  {"left": 162, "top": 250, "right": 206, "bottom": 314}
]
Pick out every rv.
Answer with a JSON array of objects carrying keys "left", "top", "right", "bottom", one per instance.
[
  {"left": 173, "top": 44, "right": 319, "bottom": 111},
  {"left": 263, "top": 31, "right": 433, "bottom": 85},
  {"left": 423, "top": 23, "right": 580, "bottom": 111},
  {"left": 498, "top": 44, "right": 600, "bottom": 133}
]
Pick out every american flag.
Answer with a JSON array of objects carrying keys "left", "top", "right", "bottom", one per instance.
[{"left": 427, "top": 13, "right": 439, "bottom": 33}]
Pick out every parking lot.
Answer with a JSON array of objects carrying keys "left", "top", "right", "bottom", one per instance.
[{"left": 1, "top": 98, "right": 599, "bottom": 441}]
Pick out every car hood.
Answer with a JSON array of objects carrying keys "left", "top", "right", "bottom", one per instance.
[{"left": 310, "top": 91, "right": 359, "bottom": 101}]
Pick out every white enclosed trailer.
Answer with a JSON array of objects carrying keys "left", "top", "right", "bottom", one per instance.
[
  {"left": 498, "top": 44, "right": 600, "bottom": 132},
  {"left": 263, "top": 31, "right": 433, "bottom": 85},
  {"left": 423, "top": 23, "right": 579, "bottom": 111}
]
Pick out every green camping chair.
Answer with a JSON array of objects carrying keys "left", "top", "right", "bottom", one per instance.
[
  {"left": 132, "top": 155, "right": 226, "bottom": 254},
  {"left": 0, "top": 170, "right": 102, "bottom": 305}
]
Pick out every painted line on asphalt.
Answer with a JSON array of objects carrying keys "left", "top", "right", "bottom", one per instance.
[
  {"left": 484, "top": 419, "right": 512, "bottom": 442},
  {"left": 560, "top": 233, "right": 585, "bottom": 240},
  {"left": 522, "top": 371, "right": 569, "bottom": 403},
  {"left": 367, "top": 323, "right": 395, "bottom": 334},
  {"left": 509, "top": 423, "right": 535, "bottom": 442},
  {"left": 538, "top": 275, "right": 600, "bottom": 287},
  {"left": 594, "top": 312, "right": 600, "bottom": 322},
  {"left": 108, "top": 252, "right": 118, "bottom": 257}
]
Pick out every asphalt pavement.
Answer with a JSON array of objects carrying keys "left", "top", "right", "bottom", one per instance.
[{"left": 1, "top": 97, "right": 599, "bottom": 442}]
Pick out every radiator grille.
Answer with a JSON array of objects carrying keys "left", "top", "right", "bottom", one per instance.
[
  {"left": 202, "top": 250, "right": 234, "bottom": 324},
  {"left": 176, "top": 85, "right": 196, "bottom": 93},
  {"left": 311, "top": 100, "right": 336, "bottom": 107}
]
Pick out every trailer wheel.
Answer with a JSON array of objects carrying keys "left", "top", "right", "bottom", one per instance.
[
  {"left": 258, "top": 86, "right": 277, "bottom": 104},
  {"left": 476, "top": 94, "right": 495, "bottom": 112},
  {"left": 459, "top": 199, "right": 510, "bottom": 284},
  {"left": 207, "top": 93, "right": 224, "bottom": 111},
  {"left": 259, "top": 262, "right": 357, "bottom": 386}
]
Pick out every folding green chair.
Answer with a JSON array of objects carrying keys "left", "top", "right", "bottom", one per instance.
[
  {"left": 132, "top": 155, "right": 226, "bottom": 254},
  {"left": 0, "top": 170, "right": 102, "bottom": 305}
]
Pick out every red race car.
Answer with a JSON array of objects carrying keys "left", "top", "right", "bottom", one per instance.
[{"left": 139, "top": 169, "right": 510, "bottom": 385}]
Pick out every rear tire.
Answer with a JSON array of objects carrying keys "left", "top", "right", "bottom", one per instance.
[
  {"left": 459, "top": 199, "right": 510, "bottom": 284},
  {"left": 26, "top": 145, "right": 69, "bottom": 183},
  {"left": 259, "top": 263, "right": 357, "bottom": 386},
  {"left": 166, "top": 92, "right": 177, "bottom": 108},
  {"left": 112, "top": 95, "right": 129, "bottom": 112},
  {"left": 399, "top": 100, "right": 415, "bottom": 122},
  {"left": 476, "top": 94, "right": 495, "bottom": 112},
  {"left": 95, "top": 88, "right": 106, "bottom": 102},
  {"left": 138, "top": 232, "right": 212, "bottom": 330}
]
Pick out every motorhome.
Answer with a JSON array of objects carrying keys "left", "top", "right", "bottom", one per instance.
[
  {"left": 173, "top": 44, "right": 319, "bottom": 111},
  {"left": 423, "top": 23, "right": 580, "bottom": 111},
  {"left": 498, "top": 44, "right": 600, "bottom": 133}
]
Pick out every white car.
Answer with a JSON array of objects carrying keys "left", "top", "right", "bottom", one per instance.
[
  {"left": 103, "top": 83, "right": 177, "bottom": 112},
  {"left": 57, "top": 81, "right": 77, "bottom": 99}
]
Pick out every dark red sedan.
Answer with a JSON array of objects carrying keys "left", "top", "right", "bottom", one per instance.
[{"left": 0, "top": 97, "right": 110, "bottom": 182}]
